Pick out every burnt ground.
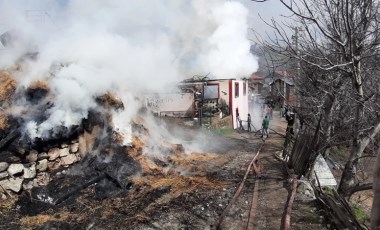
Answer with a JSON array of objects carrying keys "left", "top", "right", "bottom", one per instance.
[{"left": 0, "top": 112, "right": 327, "bottom": 230}]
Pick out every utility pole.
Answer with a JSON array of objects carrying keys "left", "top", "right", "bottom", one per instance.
[
  {"left": 294, "top": 27, "right": 301, "bottom": 81},
  {"left": 292, "top": 26, "right": 302, "bottom": 134}
]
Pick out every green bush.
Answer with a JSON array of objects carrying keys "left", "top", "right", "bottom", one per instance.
[
  {"left": 212, "top": 128, "right": 235, "bottom": 136},
  {"left": 352, "top": 205, "right": 369, "bottom": 223}
]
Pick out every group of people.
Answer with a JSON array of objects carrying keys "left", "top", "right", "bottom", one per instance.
[
  {"left": 236, "top": 103, "right": 295, "bottom": 138},
  {"left": 236, "top": 113, "right": 252, "bottom": 132},
  {"left": 261, "top": 105, "right": 295, "bottom": 138},
  {"left": 236, "top": 112, "right": 270, "bottom": 138}
]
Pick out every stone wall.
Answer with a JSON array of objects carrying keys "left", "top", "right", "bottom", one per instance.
[{"left": 0, "top": 141, "right": 81, "bottom": 199}]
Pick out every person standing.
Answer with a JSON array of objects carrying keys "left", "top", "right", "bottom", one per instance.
[
  {"left": 284, "top": 105, "right": 289, "bottom": 117},
  {"left": 286, "top": 111, "right": 295, "bottom": 134},
  {"left": 236, "top": 113, "right": 244, "bottom": 131},
  {"left": 261, "top": 115, "right": 269, "bottom": 138},
  {"left": 269, "top": 106, "right": 273, "bottom": 120},
  {"left": 247, "top": 113, "right": 252, "bottom": 132}
]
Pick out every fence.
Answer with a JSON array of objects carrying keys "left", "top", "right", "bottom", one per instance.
[{"left": 282, "top": 123, "right": 321, "bottom": 177}]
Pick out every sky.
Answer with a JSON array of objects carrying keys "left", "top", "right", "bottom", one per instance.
[
  {"left": 0, "top": 0, "right": 290, "bottom": 43},
  {"left": 237, "top": 0, "right": 291, "bottom": 41}
]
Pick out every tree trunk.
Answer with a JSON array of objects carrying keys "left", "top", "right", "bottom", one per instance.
[
  {"left": 338, "top": 65, "right": 365, "bottom": 197},
  {"left": 321, "top": 93, "right": 335, "bottom": 156},
  {"left": 371, "top": 150, "right": 380, "bottom": 230},
  {"left": 338, "top": 138, "right": 366, "bottom": 197}
]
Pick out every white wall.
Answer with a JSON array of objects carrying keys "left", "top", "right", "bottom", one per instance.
[
  {"left": 145, "top": 93, "right": 194, "bottom": 115},
  {"left": 231, "top": 79, "right": 249, "bottom": 129},
  {"left": 207, "top": 79, "right": 248, "bottom": 129}
]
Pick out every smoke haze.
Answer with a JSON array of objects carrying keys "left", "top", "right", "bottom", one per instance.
[{"left": 0, "top": 0, "right": 258, "bottom": 140}]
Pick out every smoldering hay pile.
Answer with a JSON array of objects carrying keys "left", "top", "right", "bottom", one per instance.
[{"left": 0, "top": 0, "right": 258, "bottom": 202}]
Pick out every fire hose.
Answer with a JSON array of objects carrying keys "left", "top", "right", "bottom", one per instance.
[{"left": 211, "top": 142, "right": 264, "bottom": 230}]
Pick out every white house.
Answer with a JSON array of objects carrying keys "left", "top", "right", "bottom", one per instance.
[
  {"left": 145, "top": 77, "right": 249, "bottom": 129},
  {"left": 178, "top": 77, "right": 249, "bottom": 129}
]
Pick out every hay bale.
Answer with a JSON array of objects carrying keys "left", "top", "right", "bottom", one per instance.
[
  {"left": 96, "top": 92, "right": 124, "bottom": 110},
  {"left": 0, "top": 113, "right": 9, "bottom": 130},
  {"left": 0, "top": 72, "right": 16, "bottom": 103}
]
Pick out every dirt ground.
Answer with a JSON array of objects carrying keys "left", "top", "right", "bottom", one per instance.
[{"left": 0, "top": 112, "right": 327, "bottom": 230}]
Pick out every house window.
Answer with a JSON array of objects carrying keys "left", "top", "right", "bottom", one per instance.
[
  {"left": 204, "top": 84, "right": 219, "bottom": 99},
  {"left": 243, "top": 82, "right": 247, "bottom": 96},
  {"left": 235, "top": 82, "right": 239, "bottom": 98}
]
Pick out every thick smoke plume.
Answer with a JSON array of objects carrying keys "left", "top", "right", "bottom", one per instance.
[{"left": 0, "top": 0, "right": 258, "bottom": 141}]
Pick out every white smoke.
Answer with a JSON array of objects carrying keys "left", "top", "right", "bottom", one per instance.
[{"left": 0, "top": 0, "right": 258, "bottom": 140}]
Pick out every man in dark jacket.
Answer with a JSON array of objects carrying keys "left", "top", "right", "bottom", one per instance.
[
  {"left": 247, "top": 113, "right": 252, "bottom": 132},
  {"left": 286, "top": 112, "right": 295, "bottom": 134}
]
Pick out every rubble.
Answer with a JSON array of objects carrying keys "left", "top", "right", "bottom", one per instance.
[
  {"left": 7, "top": 163, "right": 24, "bottom": 177},
  {"left": 36, "top": 159, "right": 48, "bottom": 172},
  {"left": 60, "top": 154, "right": 78, "bottom": 166},
  {"left": 0, "top": 177, "right": 23, "bottom": 192},
  {"left": 47, "top": 160, "right": 61, "bottom": 171},
  {"left": 33, "top": 172, "right": 50, "bottom": 186},
  {"left": 26, "top": 150, "right": 38, "bottom": 163},
  {"left": 0, "top": 162, "right": 9, "bottom": 171},
  {"left": 297, "top": 180, "right": 316, "bottom": 200},
  {"left": 70, "top": 142, "right": 79, "bottom": 153},
  {"left": 23, "top": 164, "right": 37, "bottom": 179},
  {"left": 0, "top": 171, "right": 8, "bottom": 179},
  {"left": 1, "top": 151, "right": 20, "bottom": 163},
  {"left": 37, "top": 152, "right": 48, "bottom": 160},
  {"left": 0, "top": 97, "right": 114, "bottom": 197},
  {"left": 23, "top": 181, "right": 34, "bottom": 190},
  {"left": 7, "top": 155, "right": 21, "bottom": 163},
  {"left": 48, "top": 148, "right": 60, "bottom": 161},
  {"left": 59, "top": 148, "right": 70, "bottom": 157}
]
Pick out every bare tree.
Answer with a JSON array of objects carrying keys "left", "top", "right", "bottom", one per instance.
[
  {"left": 254, "top": 1, "right": 380, "bottom": 227},
  {"left": 372, "top": 148, "right": 380, "bottom": 229},
  {"left": 261, "top": 0, "right": 380, "bottom": 196}
]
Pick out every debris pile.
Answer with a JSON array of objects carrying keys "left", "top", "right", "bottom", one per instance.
[
  {"left": 0, "top": 69, "right": 134, "bottom": 198},
  {"left": 0, "top": 67, "right": 220, "bottom": 204},
  {"left": 0, "top": 64, "right": 236, "bottom": 230}
]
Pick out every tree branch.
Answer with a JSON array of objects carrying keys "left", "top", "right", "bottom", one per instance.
[{"left": 346, "top": 183, "right": 373, "bottom": 199}]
